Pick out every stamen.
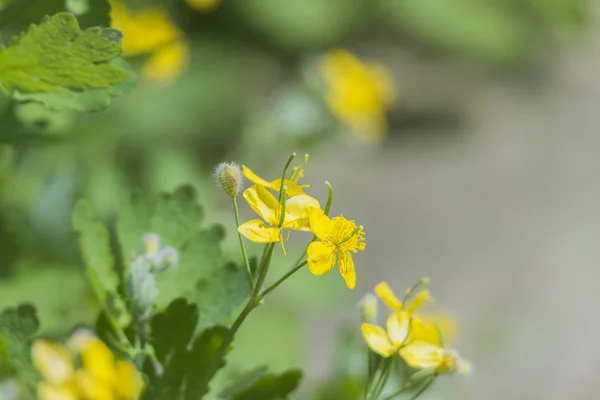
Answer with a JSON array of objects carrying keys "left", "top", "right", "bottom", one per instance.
[{"left": 339, "top": 225, "right": 363, "bottom": 245}]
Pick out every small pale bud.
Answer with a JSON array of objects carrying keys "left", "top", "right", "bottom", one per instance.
[
  {"left": 143, "top": 233, "right": 161, "bottom": 257},
  {"left": 127, "top": 257, "right": 158, "bottom": 322},
  {"left": 153, "top": 246, "right": 179, "bottom": 272},
  {"left": 214, "top": 162, "right": 243, "bottom": 197},
  {"left": 359, "top": 293, "right": 378, "bottom": 323}
]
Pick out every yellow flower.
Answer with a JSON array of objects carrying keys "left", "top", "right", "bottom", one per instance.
[
  {"left": 32, "top": 330, "right": 144, "bottom": 400},
  {"left": 238, "top": 184, "right": 320, "bottom": 248},
  {"left": 186, "top": 0, "right": 222, "bottom": 13},
  {"left": 306, "top": 207, "right": 365, "bottom": 289},
  {"left": 361, "top": 280, "right": 471, "bottom": 376},
  {"left": 241, "top": 158, "right": 309, "bottom": 197},
  {"left": 399, "top": 318, "right": 472, "bottom": 375},
  {"left": 109, "top": 0, "right": 189, "bottom": 82},
  {"left": 320, "top": 49, "right": 395, "bottom": 142}
]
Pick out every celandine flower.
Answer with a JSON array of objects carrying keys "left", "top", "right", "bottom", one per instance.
[
  {"left": 361, "top": 280, "right": 472, "bottom": 376},
  {"left": 241, "top": 157, "right": 309, "bottom": 197},
  {"left": 320, "top": 49, "right": 395, "bottom": 142},
  {"left": 109, "top": 0, "right": 190, "bottom": 82},
  {"left": 306, "top": 206, "right": 365, "bottom": 289},
  {"left": 32, "top": 329, "right": 143, "bottom": 400},
  {"left": 238, "top": 185, "right": 320, "bottom": 250}
]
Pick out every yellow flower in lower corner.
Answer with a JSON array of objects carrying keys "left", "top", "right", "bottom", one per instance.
[
  {"left": 320, "top": 49, "right": 396, "bottom": 142},
  {"left": 238, "top": 185, "right": 320, "bottom": 249},
  {"left": 306, "top": 207, "right": 365, "bottom": 289},
  {"left": 32, "top": 330, "right": 144, "bottom": 400},
  {"left": 110, "top": 0, "right": 190, "bottom": 82}
]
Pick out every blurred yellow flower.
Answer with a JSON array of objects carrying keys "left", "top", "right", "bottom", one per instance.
[
  {"left": 32, "top": 330, "right": 143, "bottom": 400},
  {"left": 238, "top": 185, "right": 320, "bottom": 249},
  {"left": 186, "top": 0, "right": 222, "bottom": 13},
  {"left": 110, "top": 0, "right": 189, "bottom": 82},
  {"left": 320, "top": 49, "right": 395, "bottom": 142},
  {"left": 306, "top": 207, "right": 365, "bottom": 289},
  {"left": 361, "top": 280, "right": 471, "bottom": 376}
]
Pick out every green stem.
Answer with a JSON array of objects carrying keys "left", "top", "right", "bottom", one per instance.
[
  {"left": 232, "top": 196, "right": 254, "bottom": 290},
  {"left": 373, "top": 364, "right": 392, "bottom": 400},
  {"left": 366, "top": 358, "right": 391, "bottom": 400},
  {"left": 278, "top": 153, "right": 296, "bottom": 203},
  {"left": 259, "top": 260, "right": 307, "bottom": 298},
  {"left": 253, "top": 242, "right": 276, "bottom": 297},
  {"left": 407, "top": 378, "right": 435, "bottom": 400}
]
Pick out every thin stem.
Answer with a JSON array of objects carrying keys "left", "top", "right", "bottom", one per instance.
[
  {"left": 324, "top": 181, "right": 334, "bottom": 216},
  {"left": 259, "top": 260, "right": 307, "bottom": 298},
  {"left": 253, "top": 243, "right": 276, "bottom": 296},
  {"left": 278, "top": 153, "right": 296, "bottom": 203},
  {"left": 366, "top": 358, "right": 391, "bottom": 400},
  {"left": 232, "top": 196, "right": 254, "bottom": 290},
  {"left": 373, "top": 364, "right": 392, "bottom": 400},
  {"left": 407, "top": 378, "right": 435, "bottom": 400},
  {"left": 198, "top": 300, "right": 257, "bottom": 389}
]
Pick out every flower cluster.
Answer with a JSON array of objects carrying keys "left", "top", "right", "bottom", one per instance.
[
  {"left": 361, "top": 279, "right": 471, "bottom": 377},
  {"left": 32, "top": 329, "right": 143, "bottom": 400},
  {"left": 220, "top": 154, "right": 366, "bottom": 289}
]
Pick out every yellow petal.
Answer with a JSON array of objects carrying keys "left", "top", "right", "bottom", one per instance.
[
  {"left": 386, "top": 311, "right": 410, "bottom": 347},
  {"left": 361, "top": 323, "right": 396, "bottom": 357},
  {"left": 79, "top": 338, "right": 116, "bottom": 385},
  {"left": 407, "top": 316, "right": 442, "bottom": 347},
  {"left": 238, "top": 220, "right": 280, "bottom": 243},
  {"left": 242, "top": 165, "right": 276, "bottom": 189},
  {"left": 307, "top": 206, "right": 333, "bottom": 241},
  {"left": 38, "top": 382, "right": 78, "bottom": 400},
  {"left": 283, "top": 195, "right": 320, "bottom": 230},
  {"left": 419, "top": 311, "right": 457, "bottom": 347},
  {"left": 114, "top": 360, "right": 145, "bottom": 398},
  {"left": 31, "top": 340, "right": 75, "bottom": 386},
  {"left": 307, "top": 241, "right": 336, "bottom": 276},
  {"left": 406, "top": 289, "right": 433, "bottom": 313},
  {"left": 142, "top": 40, "right": 190, "bottom": 82},
  {"left": 399, "top": 341, "right": 444, "bottom": 370},
  {"left": 270, "top": 179, "right": 306, "bottom": 196},
  {"left": 338, "top": 250, "right": 356, "bottom": 289},
  {"left": 374, "top": 282, "right": 403, "bottom": 311},
  {"left": 243, "top": 185, "right": 278, "bottom": 224},
  {"left": 110, "top": 1, "right": 180, "bottom": 55}
]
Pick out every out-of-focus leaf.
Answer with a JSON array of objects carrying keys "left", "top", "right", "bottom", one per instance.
[
  {"left": 0, "top": 264, "right": 96, "bottom": 333},
  {"left": 228, "top": 369, "right": 302, "bottom": 400},
  {"left": 381, "top": 0, "right": 529, "bottom": 63},
  {"left": 150, "top": 298, "right": 198, "bottom": 364},
  {"left": 529, "top": 0, "right": 587, "bottom": 29},
  {"left": 0, "top": 13, "right": 130, "bottom": 111},
  {"left": 231, "top": 0, "right": 366, "bottom": 50},
  {"left": 218, "top": 365, "right": 269, "bottom": 399},
  {"left": 0, "top": 303, "right": 39, "bottom": 394},
  {"left": 116, "top": 186, "right": 227, "bottom": 309},
  {"left": 194, "top": 260, "right": 250, "bottom": 330},
  {"left": 73, "top": 199, "right": 131, "bottom": 327}
]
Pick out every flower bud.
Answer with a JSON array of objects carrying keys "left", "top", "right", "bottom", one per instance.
[
  {"left": 152, "top": 246, "right": 179, "bottom": 272},
  {"left": 127, "top": 256, "right": 158, "bottom": 322},
  {"left": 143, "top": 233, "right": 161, "bottom": 257},
  {"left": 214, "top": 162, "right": 244, "bottom": 197},
  {"left": 359, "top": 293, "right": 378, "bottom": 323}
]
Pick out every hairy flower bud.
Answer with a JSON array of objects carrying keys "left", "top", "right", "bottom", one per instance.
[
  {"left": 153, "top": 246, "right": 179, "bottom": 272},
  {"left": 127, "top": 257, "right": 158, "bottom": 322},
  {"left": 359, "top": 293, "right": 378, "bottom": 323},
  {"left": 214, "top": 162, "right": 243, "bottom": 197}
]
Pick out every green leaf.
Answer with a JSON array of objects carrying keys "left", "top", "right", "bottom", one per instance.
[
  {"left": 228, "top": 369, "right": 302, "bottom": 400},
  {"left": 194, "top": 260, "right": 250, "bottom": 330},
  {"left": 143, "top": 325, "right": 230, "bottom": 400},
  {"left": 0, "top": 303, "right": 39, "bottom": 393},
  {"left": 218, "top": 365, "right": 269, "bottom": 399},
  {"left": 116, "top": 186, "right": 228, "bottom": 310},
  {"left": 150, "top": 298, "right": 198, "bottom": 364},
  {"left": 0, "top": 12, "right": 131, "bottom": 111},
  {"left": 73, "top": 199, "right": 131, "bottom": 327}
]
